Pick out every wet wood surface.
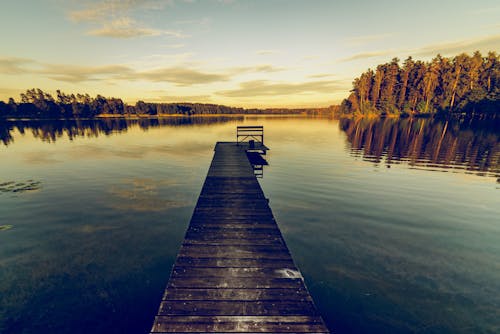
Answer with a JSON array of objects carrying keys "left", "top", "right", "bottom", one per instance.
[{"left": 151, "top": 142, "right": 329, "bottom": 333}]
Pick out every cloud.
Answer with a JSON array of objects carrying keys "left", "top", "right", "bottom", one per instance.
[
  {"left": 156, "top": 94, "right": 212, "bottom": 102},
  {"left": 217, "top": 79, "right": 344, "bottom": 98},
  {"left": 68, "top": 0, "right": 183, "bottom": 39},
  {"left": 339, "top": 50, "right": 395, "bottom": 62},
  {"left": 308, "top": 73, "right": 335, "bottom": 79},
  {"left": 39, "top": 64, "right": 133, "bottom": 83},
  {"left": 411, "top": 34, "right": 500, "bottom": 57},
  {"left": 255, "top": 49, "right": 279, "bottom": 56},
  {"left": 344, "top": 33, "right": 394, "bottom": 47},
  {"left": 69, "top": 0, "right": 173, "bottom": 22},
  {"left": 138, "top": 67, "right": 230, "bottom": 85},
  {"left": 0, "top": 57, "right": 35, "bottom": 74},
  {"left": 86, "top": 18, "right": 164, "bottom": 38},
  {"left": 230, "top": 64, "right": 285, "bottom": 74},
  {"left": 339, "top": 34, "right": 500, "bottom": 62},
  {"left": 1, "top": 55, "right": 286, "bottom": 86},
  {"left": 20, "top": 61, "right": 226, "bottom": 85}
]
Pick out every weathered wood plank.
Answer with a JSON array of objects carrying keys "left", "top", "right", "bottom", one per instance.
[
  {"left": 171, "top": 267, "right": 303, "bottom": 279},
  {"left": 182, "top": 238, "right": 284, "bottom": 246},
  {"left": 167, "top": 277, "right": 304, "bottom": 289},
  {"left": 178, "top": 246, "right": 291, "bottom": 259},
  {"left": 184, "top": 230, "right": 282, "bottom": 239},
  {"left": 152, "top": 315, "right": 327, "bottom": 333},
  {"left": 187, "top": 223, "right": 279, "bottom": 230},
  {"left": 150, "top": 142, "right": 329, "bottom": 333},
  {"left": 162, "top": 288, "right": 312, "bottom": 301},
  {"left": 158, "top": 300, "right": 319, "bottom": 316},
  {"left": 174, "top": 257, "right": 296, "bottom": 268}
]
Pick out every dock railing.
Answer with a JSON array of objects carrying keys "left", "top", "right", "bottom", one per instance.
[{"left": 237, "top": 125, "right": 264, "bottom": 147}]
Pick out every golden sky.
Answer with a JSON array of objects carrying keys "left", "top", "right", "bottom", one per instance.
[{"left": 1, "top": 0, "right": 499, "bottom": 107}]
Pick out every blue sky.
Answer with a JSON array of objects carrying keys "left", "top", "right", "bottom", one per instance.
[{"left": 1, "top": 0, "right": 499, "bottom": 107}]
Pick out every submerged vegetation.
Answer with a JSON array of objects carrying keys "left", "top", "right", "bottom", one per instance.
[
  {"left": 0, "top": 180, "right": 42, "bottom": 193},
  {"left": 340, "top": 51, "right": 499, "bottom": 117}
]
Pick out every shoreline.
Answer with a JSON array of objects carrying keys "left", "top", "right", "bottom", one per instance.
[
  {"left": 0, "top": 113, "right": 333, "bottom": 122},
  {"left": 1, "top": 111, "right": 495, "bottom": 122}
]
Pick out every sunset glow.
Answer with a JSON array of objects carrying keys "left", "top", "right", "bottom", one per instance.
[{"left": 1, "top": 0, "right": 499, "bottom": 107}]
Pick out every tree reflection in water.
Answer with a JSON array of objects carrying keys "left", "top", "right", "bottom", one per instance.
[
  {"left": 339, "top": 116, "right": 499, "bottom": 180},
  {"left": 0, "top": 116, "right": 242, "bottom": 145}
]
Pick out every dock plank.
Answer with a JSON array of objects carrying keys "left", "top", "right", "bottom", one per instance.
[{"left": 150, "top": 142, "right": 329, "bottom": 333}]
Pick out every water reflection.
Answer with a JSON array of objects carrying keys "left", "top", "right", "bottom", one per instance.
[
  {"left": 1, "top": 116, "right": 499, "bottom": 334},
  {"left": 340, "top": 117, "right": 500, "bottom": 180},
  {"left": 106, "top": 178, "right": 188, "bottom": 212},
  {"left": 0, "top": 116, "right": 242, "bottom": 145}
]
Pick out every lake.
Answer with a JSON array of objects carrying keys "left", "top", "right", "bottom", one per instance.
[{"left": 0, "top": 116, "right": 499, "bottom": 334}]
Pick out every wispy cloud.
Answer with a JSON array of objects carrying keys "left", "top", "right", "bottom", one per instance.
[
  {"left": 255, "top": 49, "right": 279, "bottom": 56},
  {"left": 0, "top": 57, "right": 36, "bottom": 74},
  {"left": 217, "top": 79, "right": 344, "bottom": 98},
  {"left": 86, "top": 18, "right": 165, "bottom": 38},
  {"left": 154, "top": 94, "right": 212, "bottom": 102},
  {"left": 1, "top": 55, "right": 286, "bottom": 86},
  {"left": 0, "top": 54, "right": 285, "bottom": 86},
  {"left": 231, "top": 64, "right": 285, "bottom": 74},
  {"left": 38, "top": 63, "right": 227, "bottom": 85},
  {"left": 344, "top": 33, "right": 394, "bottom": 47},
  {"left": 138, "top": 67, "right": 230, "bottom": 85},
  {"left": 339, "top": 34, "right": 500, "bottom": 62},
  {"left": 339, "top": 50, "right": 395, "bottom": 62},
  {"left": 411, "top": 34, "right": 500, "bottom": 56},
  {"left": 39, "top": 64, "right": 134, "bottom": 83},
  {"left": 68, "top": 0, "right": 184, "bottom": 39},
  {"left": 308, "top": 73, "right": 335, "bottom": 79}
]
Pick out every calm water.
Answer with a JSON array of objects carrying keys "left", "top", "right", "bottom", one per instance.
[{"left": 0, "top": 116, "right": 499, "bottom": 334}]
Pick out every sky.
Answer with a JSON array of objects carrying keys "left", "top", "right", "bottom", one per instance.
[{"left": 0, "top": 0, "right": 499, "bottom": 108}]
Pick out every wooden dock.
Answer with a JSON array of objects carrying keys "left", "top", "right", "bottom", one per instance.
[{"left": 150, "top": 140, "right": 329, "bottom": 333}]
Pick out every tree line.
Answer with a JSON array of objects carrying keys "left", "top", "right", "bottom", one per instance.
[
  {"left": 340, "top": 51, "right": 499, "bottom": 116},
  {"left": 0, "top": 88, "right": 334, "bottom": 119}
]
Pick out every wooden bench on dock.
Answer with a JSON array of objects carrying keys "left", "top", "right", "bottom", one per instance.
[{"left": 150, "top": 128, "right": 329, "bottom": 333}]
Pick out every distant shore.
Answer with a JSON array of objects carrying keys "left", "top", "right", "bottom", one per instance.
[{"left": 2, "top": 111, "right": 498, "bottom": 122}]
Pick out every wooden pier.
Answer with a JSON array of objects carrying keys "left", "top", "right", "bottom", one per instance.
[{"left": 150, "top": 130, "right": 329, "bottom": 333}]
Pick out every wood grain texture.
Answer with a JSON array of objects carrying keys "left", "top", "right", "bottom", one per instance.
[{"left": 150, "top": 142, "right": 329, "bottom": 333}]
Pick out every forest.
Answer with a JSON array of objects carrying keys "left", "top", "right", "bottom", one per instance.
[
  {"left": 340, "top": 51, "right": 499, "bottom": 116},
  {"left": 0, "top": 89, "right": 333, "bottom": 119}
]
